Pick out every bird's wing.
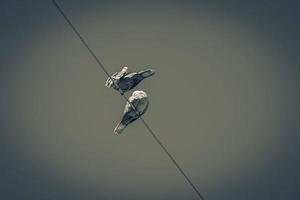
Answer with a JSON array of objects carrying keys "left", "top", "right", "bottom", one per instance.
[
  {"left": 105, "top": 67, "right": 131, "bottom": 90},
  {"left": 121, "top": 98, "right": 141, "bottom": 126},
  {"left": 105, "top": 72, "right": 119, "bottom": 88}
]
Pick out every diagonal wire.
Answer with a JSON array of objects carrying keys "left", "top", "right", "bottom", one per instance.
[{"left": 51, "top": 0, "right": 205, "bottom": 199}]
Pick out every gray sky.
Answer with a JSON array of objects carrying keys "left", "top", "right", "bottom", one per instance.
[{"left": 1, "top": 1, "right": 300, "bottom": 199}]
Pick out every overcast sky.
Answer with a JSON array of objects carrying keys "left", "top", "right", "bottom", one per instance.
[{"left": 1, "top": 1, "right": 300, "bottom": 200}]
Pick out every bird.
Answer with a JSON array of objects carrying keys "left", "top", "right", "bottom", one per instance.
[
  {"left": 105, "top": 66, "right": 155, "bottom": 94},
  {"left": 114, "top": 90, "right": 149, "bottom": 134}
]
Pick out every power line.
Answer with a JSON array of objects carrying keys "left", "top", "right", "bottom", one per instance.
[
  {"left": 140, "top": 118, "right": 205, "bottom": 200},
  {"left": 51, "top": 1, "right": 205, "bottom": 199}
]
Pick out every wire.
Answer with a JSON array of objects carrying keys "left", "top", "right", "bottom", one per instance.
[
  {"left": 52, "top": 1, "right": 205, "bottom": 199},
  {"left": 140, "top": 118, "right": 205, "bottom": 200}
]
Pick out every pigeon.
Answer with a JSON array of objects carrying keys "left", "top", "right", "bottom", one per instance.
[
  {"left": 114, "top": 90, "right": 149, "bottom": 134},
  {"left": 105, "top": 66, "right": 155, "bottom": 94}
]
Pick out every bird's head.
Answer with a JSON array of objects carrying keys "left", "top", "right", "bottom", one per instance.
[
  {"left": 132, "top": 90, "right": 148, "bottom": 98},
  {"left": 121, "top": 66, "right": 129, "bottom": 74}
]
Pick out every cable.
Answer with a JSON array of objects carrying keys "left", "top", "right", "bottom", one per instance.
[
  {"left": 52, "top": 1, "right": 205, "bottom": 199},
  {"left": 140, "top": 118, "right": 205, "bottom": 200}
]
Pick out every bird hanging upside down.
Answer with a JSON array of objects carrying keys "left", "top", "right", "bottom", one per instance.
[
  {"left": 105, "top": 66, "right": 155, "bottom": 94},
  {"left": 114, "top": 90, "right": 149, "bottom": 134}
]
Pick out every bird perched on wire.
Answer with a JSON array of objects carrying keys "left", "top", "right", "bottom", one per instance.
[
  {"left": 114, "top": 90, "right": 149, "bottom": 134},
  {"left": 105, "top": 66, "right": 155, "bottom": 94}
]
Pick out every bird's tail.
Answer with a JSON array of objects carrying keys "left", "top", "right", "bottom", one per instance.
[
  {"left": 139, "top": 69, "right": 155, "bottom": 78},
  {"left": 114, "top": 121, "right": 126, "bottom": 134}
]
